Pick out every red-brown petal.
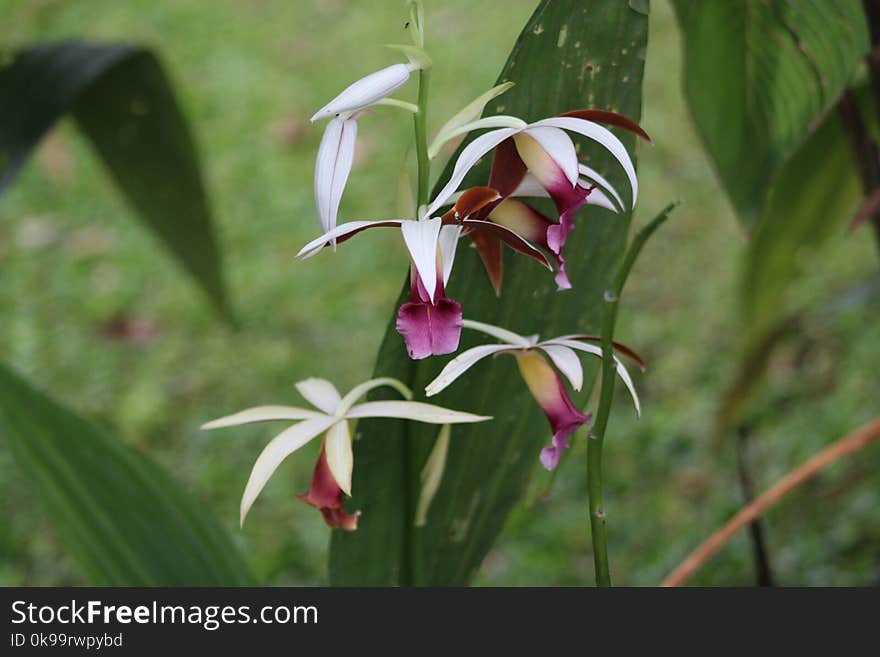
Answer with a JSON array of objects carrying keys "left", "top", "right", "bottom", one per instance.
[
  {"left": 333, "top": 220, "right": 405, "bottom": 246},
  {"left": 564, "top": 335, "right": 647, "bottom": 371},
  {"left": 488, "top": 137, "right": 529, "bottom": 198},
  {"left": 467, "top": 229, "right": 504, "bottom": 295},
  {"left": 297, "top": 443, "right": 360, "bottom": 530},
  {"left": 451, "top": 186, "right": 502, "bottom": 219},
  {"left": 463, "top": 219, "right": 552, "bottom": 270},
  {"left": 560, "top": 109, "right": 652, "bottom": 144}
]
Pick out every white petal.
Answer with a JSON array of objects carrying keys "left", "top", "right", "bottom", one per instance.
[
  {"left": 400, "top": 217, "right": 442, "bottom": 302},
  {"left": 614, "top": 356, "right": 642, "bottom": 418},
  {"left": 201, "top": 405, "right": 324, "bottom": 429},
  {"left": 314, "top": 116, "right": 358, "bottom": 237},
  {"left": 523, "top": 126, "right": 579, "bottom": 186},
  {"left": 510, "top": 173, "right": 550, "bottom": 198},
  {"left": 324, "top": 420, "right": 353, "bottom": 496},
  {"left": 297, "top": 219, "right": 403, "bottom": 258},
  {"left": 345, "top": 400, "right": 491, "bottom": 424},
  {"left": 311, "top": 63, "right": 411, "bottom": 122},
  {"left": 428, "top": 114, "right": 526, "bottom": 159},
  {"left": 336, "top": 377, "right": 412, "bottom": 416},
  {"left": 533, "top": 116, "right": 638, "bottom": 207},
  {"left": 538, "top": 344, "right": 584, "bottom": 391},
  {"left": 541, "top": 338, "right": 603, "bottom": 358},
  {"left": 239, "top": 416, "right": 337, "bottom": 526},
  {"left": 424, "top": 344, "right": 515, "bottom": 396},
  {"left": 585, "top": 186, "right": 618, "bottom": 213},
  {"left": 438, "top": 225, "right": 462, "bottom": 286},
  {"left": 294, "top": 377, "right": 342, "bottom": 414},
  {"left": 543, "top": 339, "right": 640, "bottom": 416},
  {"left": 578, "top": 163, "right": 625, "bottom": 211},
  {"left": 461, "top": 318, "right": 532, "bottom": 347},
  {"left": 426, "top": 127, "right": 518, "bottom": 216}
]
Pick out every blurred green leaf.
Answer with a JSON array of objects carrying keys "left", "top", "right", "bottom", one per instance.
[
  {"left": 331, "top": 0, "right": 649, "bottom": 585},
  {"left": 743, "top": 110, "right": 863, "bottom": 340},
  {"left": 672, "top": 0, "right": 868, "bottom": 227},
  {"left": 0, "top": 41, "right": 232, "bottom": 319},
  {"left": 0, "top": 361, "right": 255, "bottom": 586}
]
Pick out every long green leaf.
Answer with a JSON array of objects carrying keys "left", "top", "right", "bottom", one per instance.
[
  {"left": 0, "top": 41, "right": 232, "bottom": 319},
  {"left": 330, "top": 0, "right": 649, "bottom": 585},
  {"left": 672, "top": 0, "right": 867, "bottom": 227},
  {"left": 0, "top": 362, "right": 255, "bottom": 586}
]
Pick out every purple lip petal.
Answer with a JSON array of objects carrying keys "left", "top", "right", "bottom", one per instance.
[
  {"left": 515, "top": 351, "right": 591, "bottom": 470},
  {"left": 512, "top": 131, "right": 595, "bottom": 265},
  {"left": 297, "top": 443, "right": 360, "bottom": 531},
  {"left": 544, "top": 183, "right": 592, "bottom": 255},
  {"left": 396, "top": 297, "right": 463, "bottom": 359},
  {"left": 554, "top": 259, "right": 571, "bottom": 290},
  {"left": 396, "top": 272, "right": 463, "bottom": 360}
]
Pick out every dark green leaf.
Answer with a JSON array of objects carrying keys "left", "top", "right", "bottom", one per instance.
[
  {"left": 331, "top": 0, "right": 649, "bottom": 585},
  {"left": 0, "top": 361, "right": 255, "bottom": 586},
  {"left": 672, "top": 0, "right": 868, "bottom": 226},
  {"left": 0, "top": 41, "right": 232, "bottom": 319}
]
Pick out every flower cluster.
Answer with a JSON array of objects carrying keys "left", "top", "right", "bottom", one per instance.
[
  {"left": 300, "top": 41, "right": 649, "bottom": 359},
  {"left": 205, "top": 3, "right": 649, "bottom": 530}
]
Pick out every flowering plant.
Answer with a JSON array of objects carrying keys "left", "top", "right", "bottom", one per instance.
[{"left": 205, "top": 0, "right": 665, "bottom": 586}]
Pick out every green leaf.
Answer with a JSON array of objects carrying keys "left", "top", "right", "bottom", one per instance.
[
  {"left": 0, "top": 361, "right": 255, "bottom": 586},
  {"left": 742, "top": 107, "right": 863, "bottom": 340},
  {"left": 330, "top": 0, "right": 649, "bottom": 585},
  {"left": 672, "top": 0, "right": 868, "bottom": 227},
  {"left": 0, "top": 41, "right": 232, "bottom": 319}
]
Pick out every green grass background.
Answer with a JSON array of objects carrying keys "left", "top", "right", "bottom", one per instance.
[{"left": 1, "top": 0, "right": 878, "bottom": 586}]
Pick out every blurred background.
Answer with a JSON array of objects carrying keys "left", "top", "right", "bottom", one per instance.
[{"left": 1, "top": 0, "right": 877, "bottom": 585}]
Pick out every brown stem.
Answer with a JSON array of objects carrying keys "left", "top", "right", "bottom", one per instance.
[
  {"left": 662, "top": 417, "right": 880, "bottom": 587},
  {"left": 735, "top": 427, "right": 776, "bottom": 587}
]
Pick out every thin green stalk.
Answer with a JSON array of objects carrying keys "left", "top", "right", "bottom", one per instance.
[
  {"left": 414, "top": 68, "right": 431, "bottom": 207},
  {"left": 406, "top": 64, "right": 432, "bottom": 587},
  {"left": 587, "top": 201, "right": 678, "bottom": 586}
]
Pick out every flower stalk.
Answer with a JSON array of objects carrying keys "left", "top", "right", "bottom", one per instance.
[
  {"left": 414, "top": 67, "right": 431, "bottom": 207},
  {"left": 587, "top": 201, "right": 678, "bottom": 586}
]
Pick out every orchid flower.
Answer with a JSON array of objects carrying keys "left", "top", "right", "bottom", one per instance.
[
  {"left": 297, "top": 214, "right": 457, "bottom": 358},
  {"left": 202, "top": 376, "right": 490, "bottom": 529},
  {"left": 428, "top": 109, "right": 651, "bottom": 291},
  {"left": 296, "top": 185, "right": 546, "bottom": 359},
  {"left": 311, "top": 57, "right": 427, "bottom": 241},
  {"left": 425, "top": 320, "right": 644, "bottom": 470}
]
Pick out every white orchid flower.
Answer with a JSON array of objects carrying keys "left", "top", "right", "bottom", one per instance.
[
  {"left": 425, "top": 320, "right": 644, "bottom": 470},
  {"left": 202, "top": 376, "right": 490, "bottom": 529},
  {"left": 296, "top": 214, "right": 446, "bottom": 303},
  {"left": 426, "top": 109, "right": 650, "bottom": 291},
  {"left": 310, "top": 59, "right": 424, "bottom": 241}
]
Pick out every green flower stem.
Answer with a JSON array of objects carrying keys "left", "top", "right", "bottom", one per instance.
[
  {"left": 587, "top": 201, "right": 678, "bottom": 587},
  {"left": 414, "top": 68, "right": 431, "bottom": 208},
  {"left": 405, "top": 64, "right": 432, "bottom": 587}
]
